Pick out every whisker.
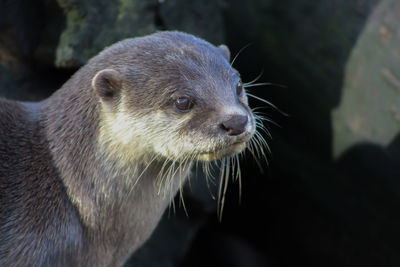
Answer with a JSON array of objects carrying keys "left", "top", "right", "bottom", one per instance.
[
  {"left": 253, "top": 112, "right": 274, "bottom": 122},
  {"left": 203, "top": 160, "right": 216, "bottom": 200},
  {"left": 247, "top": 93, "right": 288, "bottom": 116},
  {"left": 248, "top": 136, "right": 264, "bottom": 172},
  {"left": 254, "top": 114, "right": 280, "bottom": 129},
  {"left": 256, "top": 131, "right": 271, "bottom": 155},
  {"left": 255, "top": 123, "right": 272, "bottom": 140},
  {"left": 244, "top": 69, "right": 264, "bottom": 85},
  {"left": 244, "top": 82, "right": 287, "bottom": 88},
  {"left": 217, "top": 158, "right": 226, "bottom": 220},
  {"left": 218, "top": 158, "right": 230, "bottom": 221},
  {"left": 250, "top": 106, "right": 266, "bottom": 112},
  {"left": 157, "top": 158, "right": 172, "bottom": 195},
  {"left": 230, "top": 43, "right": 252, "bottom": 67},
  {"left": 127, "top": 154, "right": 159, "bottom": 196},
  {"left": 178, "top": 156, "right": 192, "bottom": 217},
  {"left": 236, "top": 155, "right": 242, "bottom": 204}
]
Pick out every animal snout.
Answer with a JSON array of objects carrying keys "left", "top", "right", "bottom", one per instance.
[{"left": 220, "top": 115, "right": 248, "bottom": 136}]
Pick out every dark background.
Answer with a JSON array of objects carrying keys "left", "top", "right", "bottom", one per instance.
[{"left": 1, "top": 0, "right": 400, "bottom": 266}]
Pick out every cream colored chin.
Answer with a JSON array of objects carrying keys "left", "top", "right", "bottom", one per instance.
[{"left": 197, "top": 142, "right": 246, "bottom": 162}]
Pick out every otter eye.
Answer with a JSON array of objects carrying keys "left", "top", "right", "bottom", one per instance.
[
  {"left": 236, "top": 80, "right": 244, "bottom": 97},
  {"left": 174, "top": 97, "right": 193, "bottom": 112}
]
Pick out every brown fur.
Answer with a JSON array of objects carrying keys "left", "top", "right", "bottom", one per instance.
[{"left": 0, "top": 31, "right": 255, "bottom": 266}]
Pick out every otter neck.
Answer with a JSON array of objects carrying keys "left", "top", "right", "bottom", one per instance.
[{"left": 41, "top": 69, "right": 192, "bottom": 258}]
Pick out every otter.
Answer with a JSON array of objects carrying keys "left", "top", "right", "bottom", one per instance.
[{"left": 0, "top": 31, "right": 256, "bottom": 266}]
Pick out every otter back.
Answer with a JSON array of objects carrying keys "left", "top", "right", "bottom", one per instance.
[{"left": 0, "top": 99, "right": 82, "bottom": 266}]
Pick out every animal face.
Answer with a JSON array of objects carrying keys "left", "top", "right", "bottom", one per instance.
[{"left": 94, "top": 32, "right": 255, "bottom": 163}]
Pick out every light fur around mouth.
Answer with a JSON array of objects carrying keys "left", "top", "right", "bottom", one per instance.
[{"left": 197, "top": 141, "right": 247, "bottom": 161}]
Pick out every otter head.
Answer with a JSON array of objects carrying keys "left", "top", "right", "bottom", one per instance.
[{"left": 93, "top": 32, "right": 255, "bottom": 164}]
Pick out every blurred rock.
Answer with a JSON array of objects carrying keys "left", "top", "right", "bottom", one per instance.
[
  {"left": 332, "top": 0, "right": 400, "bottom": 157},
  {"left": 54, "top": 0, "right": 225, "bottom": 68},
  {"left": 0, "top": 0, "right": 225, "bottom": 98},
  {"left": 0, "top": 0, "right": 46, "bottom": 100},
  {"left": 159, "top": 0, "right": 224, "bottom": 45},
  {"left": 224, "top": 0, "right": 380, "bottom": 161},
  {"left": 55, "top": 0, "right": 157, "bottom": 67}
]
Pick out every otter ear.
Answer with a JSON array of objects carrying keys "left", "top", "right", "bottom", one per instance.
[
  {"left": 92, "top": 69, "right": 122, "bottom": 102},
  {"left": 218, "top": 44, "right": 231, "bottom": 62}
]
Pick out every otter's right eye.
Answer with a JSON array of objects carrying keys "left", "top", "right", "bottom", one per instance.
[{"left": 174, "top": 97, "right": 193, "bottom": 112}]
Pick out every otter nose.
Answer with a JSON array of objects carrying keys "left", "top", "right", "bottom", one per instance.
[{"left": 221, "top": 115, "right": 248, "bottom": 136}]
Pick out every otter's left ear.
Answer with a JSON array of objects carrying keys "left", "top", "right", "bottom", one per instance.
[
  {"left": 218, "top": 44, "right": 231, "bottom": 62},
  {"left": 92, "top": 69, "right": 122, "bottom": 102}
]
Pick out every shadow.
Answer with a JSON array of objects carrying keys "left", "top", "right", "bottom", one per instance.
[
  {"left": 0, "top": 0, "right": 69, "bottom": 101},
  {"left": 179, "top": 1, "right": 394, "bottom": 267},
  {"left": 180, "top": 136, "right": 400, "bottom": 267}
]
